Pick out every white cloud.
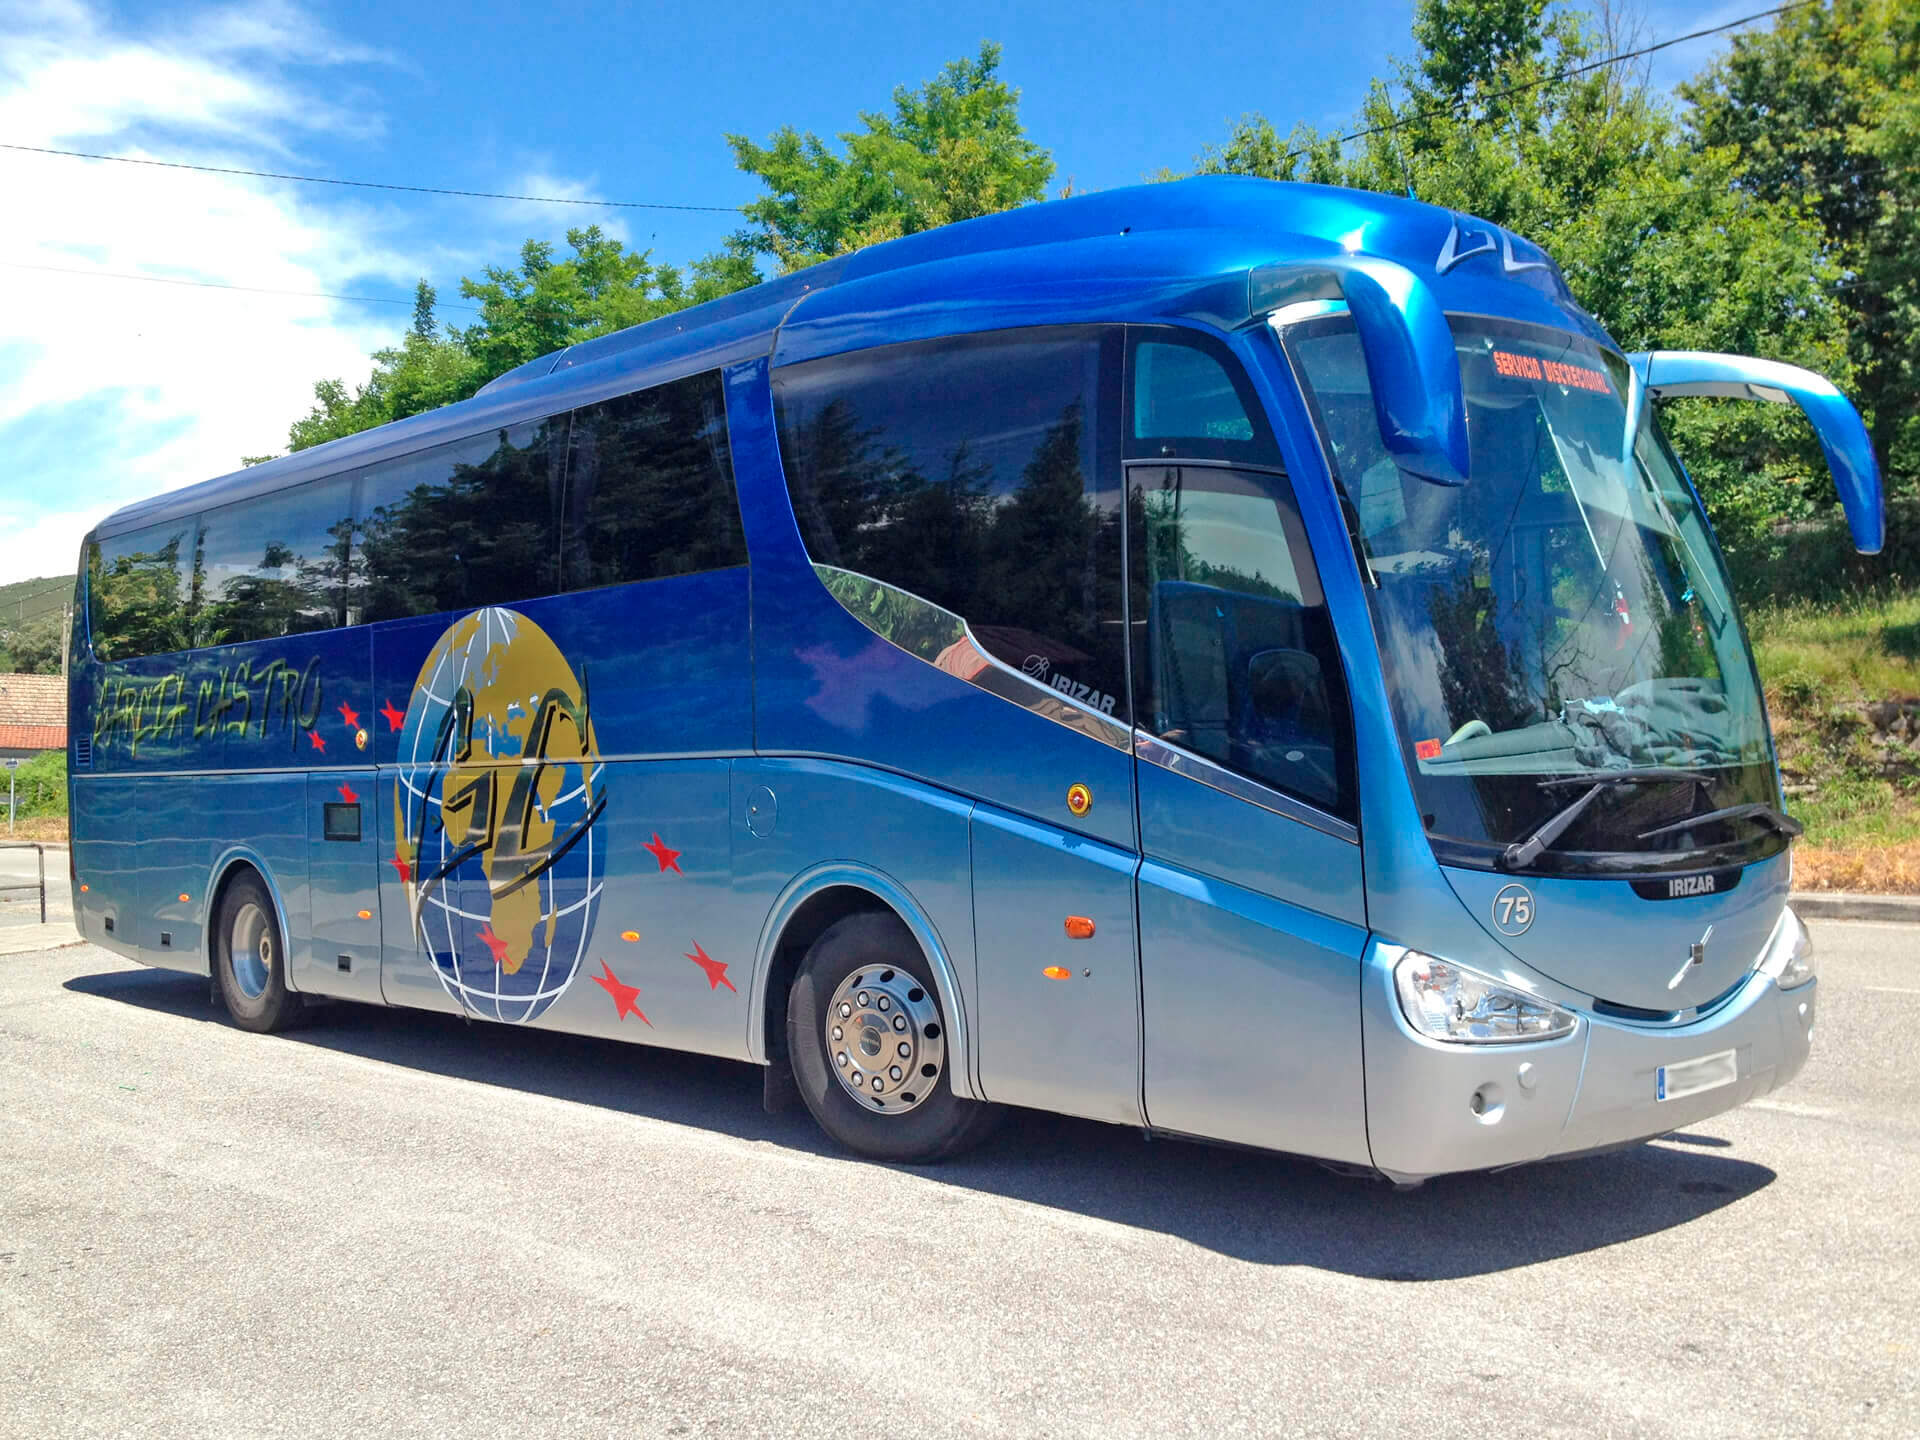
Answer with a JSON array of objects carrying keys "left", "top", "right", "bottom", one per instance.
[{"left": 0, "top": 0, "right": 413, "bottom": 586}]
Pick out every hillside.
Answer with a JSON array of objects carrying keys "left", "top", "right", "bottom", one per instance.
[{"left": 0, "top": 574, "right": 69, "bottom": 629}]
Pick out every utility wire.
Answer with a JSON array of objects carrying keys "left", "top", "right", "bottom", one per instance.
[
  {"left": 1291, "top": 1, "right": 1821, "bottom": 162},
  {"left": 0, "top": 141, "right": 742, "bottom": 213},
  {"left": 0, "top": 259, "right": 483, "bottom": 312}
]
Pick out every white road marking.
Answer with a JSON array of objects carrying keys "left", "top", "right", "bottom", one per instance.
[{"left": 1863, "top": 986, "right": 1920, "bottom": 996}]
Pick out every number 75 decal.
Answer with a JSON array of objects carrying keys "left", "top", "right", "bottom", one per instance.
[{"left": 1491, "top": 883, "right": 1535, "bottom": 936}]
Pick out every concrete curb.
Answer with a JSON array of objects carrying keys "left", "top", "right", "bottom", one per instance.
[{"left": 1789, "top": 891, "right": 1920, "bottom": 924}]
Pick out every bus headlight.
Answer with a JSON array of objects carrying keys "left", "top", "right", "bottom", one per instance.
[
  {"left": 1758, "top": 908, "right": 1816, "bottom": 990},
  {"left": 1393, "top": 951, "right": 1577, "bottom": 1044}
]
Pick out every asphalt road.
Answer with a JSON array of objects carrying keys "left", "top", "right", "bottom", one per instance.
[{"left": 3, "top": 922, "right": 1915, "bottom": 1438}]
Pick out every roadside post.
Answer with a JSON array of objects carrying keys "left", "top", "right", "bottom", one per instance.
[{"left": 5, "top": 756, "right": 16, "bottom": 835}]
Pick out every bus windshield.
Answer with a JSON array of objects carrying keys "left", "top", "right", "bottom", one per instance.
[{"left": 1285, "top": 312, "right": 1782, "bottom": 874}]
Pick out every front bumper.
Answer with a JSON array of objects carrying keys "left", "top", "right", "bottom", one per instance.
[{"left": 1361, "top": 941, "right": 1816, "bottom": 1183}]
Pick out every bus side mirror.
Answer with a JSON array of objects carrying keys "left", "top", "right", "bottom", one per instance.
[
  {"left": 1254, "top": 256, "right": 1470, "bottom": 486},
  {"left": 1632, "top": 351, "right": 1885, "bottom": 555}
]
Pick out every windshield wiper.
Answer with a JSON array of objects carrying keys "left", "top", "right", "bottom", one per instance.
[
  {"left": 1502, "top": 769, "right": 1711, "bottom": 871},
  {"left": 1638, "top": 803, "right": 1803, "bottom": 842}
]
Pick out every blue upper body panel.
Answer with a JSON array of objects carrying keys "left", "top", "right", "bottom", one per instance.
[{"left": 96, "top": 177, "right": 1602, "bottom": 540}]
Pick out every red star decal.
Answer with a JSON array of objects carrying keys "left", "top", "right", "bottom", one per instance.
[
  {"left": 644, "top": 833, "right": 682, "bottom": 874},
  {"left": 379, "top": 699, "right": 406, "bottom": 732},
  {"left": 592, "top": 960, "right": 650, "bottom": 1025},
  {"left": 307, "top": 729, "right": 326, "bottom": 752},
  {"left": 390, "top": 851, "right": 412, "bottom": 884},
  {"left": 477, "top": 924, "right": 510, "bottom": 966},
  {"left": 338, "top": 702, "right": 360, "bottom": 730},
  {"left": 686, "top": 942, "right": 735, "bottom": 993},
  {"left": 337, "top": 782, "right": 359, "bottom": 804}
]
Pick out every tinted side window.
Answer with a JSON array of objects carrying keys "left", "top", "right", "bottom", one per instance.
[
  {"left": 357, "top": 419, "right": 567, "bottom": 622},
  {"left": 1128, "top": 329, "right": 1281, "bottom": 465},
  {"left": 1129, "top": 465, "right": 1356, "bottom": 820},
  {"left": 89, "top": 521, "right": 196, "bottom": 661},
  {"left": 194, "top": 479, "right": 356, "bottom": 646},
  {"left": 561, "top": 371, "right": 744, "bottom": 590},
  {"left": 774, "top": 327, "right": 1127, "bottom": 720}
]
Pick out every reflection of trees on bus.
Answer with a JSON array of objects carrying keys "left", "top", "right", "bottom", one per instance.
[
  {"left": 1425, "top": 573, "right": 1538, "bottom": 736},
  {"left": 358, "top": 423, "right": 565, "bottom": 622},
  {"left": 196, "top": 520, "right": 356, "bottom": 646},
  {"left": 785, "top": 394, "right": 1126, "bottom": 702},
  {"left": 92, "top": 534, "right": 192, "bottom": 660}
]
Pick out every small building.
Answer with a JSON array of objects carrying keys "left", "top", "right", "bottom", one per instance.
[{"left": 0, "top": 673, "right": 65, "bottom": 760}]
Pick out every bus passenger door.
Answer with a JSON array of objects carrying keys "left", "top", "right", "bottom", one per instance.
[
  {"left": 1127, "top": 464, "right": 1372, "bottom": 1166},
  {"left": 296, "top": 770, "right": 384, "bottom": 1004}
]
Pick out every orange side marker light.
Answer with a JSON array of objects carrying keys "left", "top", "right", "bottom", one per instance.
[
  {"left": 178, "top": 893, "right": 190, "bottom": 904},
  {"left": 357, "top": 909, "right": 372, "bottom": 920},
  {"left": 1064, "top": 916, "right": 1095, "bottom": 940},
  {"left": 79, "top": 883, "right": 89, "bottom": 893},
  {"left": 621, "top": 930, "right": 641, "bottom": 943},
  {"left": 1042, "top": 966, "right": 1072, "bottom": 981}
]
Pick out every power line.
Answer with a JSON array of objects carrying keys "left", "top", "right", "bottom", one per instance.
[
  {"left": 0, "top": 259, "right": 482, "bottom": 312},
  {"left": 1291, "top": 1, "right": 1821, "bottom": 162},
  {"left": 0, "top": 141, "right": 743, "bottom": 213}
]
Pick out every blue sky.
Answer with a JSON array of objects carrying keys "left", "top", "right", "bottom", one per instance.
[{"left": 0, "top": 0, "right": 1760, "bottom": 588}]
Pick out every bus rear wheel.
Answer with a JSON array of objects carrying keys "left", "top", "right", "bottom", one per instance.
[
  {"left": 787, "top": 911, "right": 998, "bottom": 1163},
  {"left": 213, "top": 873, "right": 306, "bottom": 1033}
]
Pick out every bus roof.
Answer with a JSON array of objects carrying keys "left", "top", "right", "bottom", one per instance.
[{"left": 95, "top": 176, "right": 1600, "bottom": 539}]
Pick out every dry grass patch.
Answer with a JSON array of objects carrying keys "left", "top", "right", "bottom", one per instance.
[
  {"left": 1793, "top": 841, "right": 1920, "bottom": 895},
  {"left": 3, "top": 817, "right": 69, "bottom": 845}
]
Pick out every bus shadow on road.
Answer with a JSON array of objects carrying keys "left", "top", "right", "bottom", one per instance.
[{"left": 68, "top": 963, "right": 1776, "bottom": 1280}]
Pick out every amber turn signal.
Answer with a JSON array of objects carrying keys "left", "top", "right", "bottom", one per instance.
[
  {"left": 79, "top": 883, "right": 88, "bottom": 893},
  {"left": 1042, "top": 966, "right": 1072, "bottom": 980},
  {"left": 621, "top": 930, "right": 641, "bottom": 942},
  {"left": 1064, "top": 916, "right": 1095, "bottom": 940},
  {"left": 178, "top": 893, "right": 190, "bottom": 904},
  {"left": 357, "top": 909, "right": 372, "bottom": 920}
]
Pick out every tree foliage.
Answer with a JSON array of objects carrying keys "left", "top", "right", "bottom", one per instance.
[
  {"left": 1172, "top": 0, "right": 1867, "bottom": 570},
  {"left": 1682, "top": 0, "right": 1920, "bottom": 496},
  {"left": 0, "top": 614, "right": 64, "bottom": 675},
  {"left": 279, "top": 44, "right": 1049, "bottom": 457},
  {"left": 726, "top": 42, "right": 1053, "bottom": 272},
  {"left": 284, "top": 242, "right": 757, "bottom": 453}
]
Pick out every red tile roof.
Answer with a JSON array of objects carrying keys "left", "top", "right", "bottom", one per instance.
[
  {"left": 0, "top": 723, "right": 64, "bottom": 752},
  {"left": 0, "top": 674, "right": 64, "bottom": 727}
]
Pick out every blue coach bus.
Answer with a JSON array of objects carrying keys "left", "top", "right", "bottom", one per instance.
[{"left": 67, "top": 178, "right": 1881, "bottom": 1183}]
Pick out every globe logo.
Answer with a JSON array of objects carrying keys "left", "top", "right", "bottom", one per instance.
[{"left": 392, "top": 607, "right": 605, "bottom": 1023}]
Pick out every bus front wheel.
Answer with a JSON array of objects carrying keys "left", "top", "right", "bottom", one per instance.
[
  {"left": 213, "top": 872, "right": 306, "bottom": 1034},
  {"left": 787, "top": 911, "right": 997, "bottom": 1163}
]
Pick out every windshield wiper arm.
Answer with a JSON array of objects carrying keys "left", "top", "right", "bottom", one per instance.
[
  {"left": 1637, "top": 802, "right": 1804, "bottom": 842},
  {"left": 1503, "top": 769, "right": 1710, "bottom": 871}
]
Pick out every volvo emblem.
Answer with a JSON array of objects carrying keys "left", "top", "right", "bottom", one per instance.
[{"left": 1667, "top": 924, "right": 1715, "bottom": 991}]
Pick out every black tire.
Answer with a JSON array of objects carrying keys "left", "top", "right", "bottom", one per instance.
[
  {"left": 788, "top": 911, "right": 999, "bottom": 1163},
  {"left": 212, "top": 872, "right": 306, "bottom": 1033}
]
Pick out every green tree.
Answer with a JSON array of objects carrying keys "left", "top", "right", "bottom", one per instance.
[
  {"left": 1682, "top": 0, "right": 1920, "bottom": 494},
  {"left": 0, "top": 614, "right": 65, "bottom": 674},
  {"left": 726, "top": 42, "right": 1053, "bottom": 271},
  {"left": 1172, "top": 0, "right": 1852, "bottom": 569},
  {"left": 278, "top": 47, "right": 1046, "bottom": 455}
]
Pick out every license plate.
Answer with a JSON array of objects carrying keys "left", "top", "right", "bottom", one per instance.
[{"left": 1657, "top": 1048, "right": 1737, "bottom": 1103}]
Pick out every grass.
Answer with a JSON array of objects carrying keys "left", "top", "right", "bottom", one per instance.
[
  {"left": 1749, "top": 588, "right": 1920, "bottom": 892},
  {"left": 3, "top": 816, "right": 67, "bottom": 845}
]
